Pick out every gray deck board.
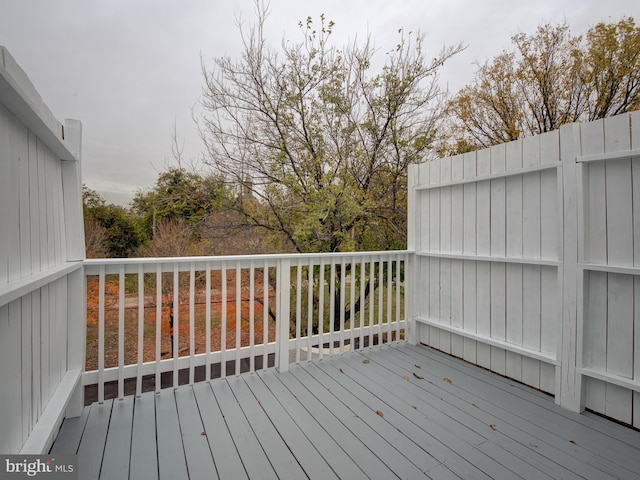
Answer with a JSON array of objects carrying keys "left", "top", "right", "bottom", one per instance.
[
  {"left": 99, "top": 396, "right": 133, "bottom": 480},
  {"left": 226, "top": 375, "right": 307, "bottom": 479},
  {"left": 400, "top": 344, "right": 640, "bottom": 479},
  {"left": 129, "top": 392, "right": 158, "bottom": 480},
  {"left": 50, "top": 406, "right": 89, "bottom": 455},
  {"left": 368, "top": 347, "right": 603, "bottom": 480},
  {"left": 242, "top": 372, "right": 339, "bottom": 480},
  {"left": 332, "top": 352, "right": 552, "bottom": 480},
  {"left": 192, "top": 382, "right": 248, "bottom": 480},
  {"left": 294, "top": 362, "right": 429, "bottom": 479},
  {"left": 273, "top": 368, "right": 399, "bottom": 480},
  {"left": 76, "top": 399, "right": 112, "bottom": 480},
  {"left": 155, "top": 388, "right": 189, "bottom": 480},
  {"left": 51, "top": 343, "right": 640, "bottom": 480},
  {"left": 255, "top": 369, "right": 368, "bottom": 480},
  {"left": 212, "top": 376, "right": 278, "bottom": 480},
  {"left": 301, "top": 360, "right": 455, "bottom": 478},
  {"left": 175, "top": 387, "right": 218, "bottom": 480}
]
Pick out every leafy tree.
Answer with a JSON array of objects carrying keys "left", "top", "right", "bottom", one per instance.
[
  {"left": 82, "top": 186, "right": 141, "bottom": 257},
  {"left": 199, "top": 2, "right": 463, "bottom": 254},
  {"left": 445, "top": 17, "right": 640, "bottom": 151},
  {"left": 132, "top": 167, "right": 231, "bottom": 241}
]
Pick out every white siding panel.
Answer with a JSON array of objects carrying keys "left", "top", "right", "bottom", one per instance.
[
  {"left": 505, "top": 264, "right": 523, "bottom": 381},
  {"left": 522, "top": 265, "right": 541, "bottom": 388},
  {"left": 462, "top": 260, "right": 477, "bottom": 363},
  {"left": 0, "top": 107, "right": 9, "bottom": 286},
  {"left": 522, "top": 173, "right": 541, "bottom": 258},
  {"left": 21, "top": 295, "right": 33, "bottom": 444},
  {"left": 583, "top": 272, "right": 607, "bottom": 413},
  {"left": 450, "top": 259, "right": 464, "bottom": 358},
  {"left": 605, "top": 161, "right": 633, "bottom": 268},
  {"left": 28, "top": 132, "right": 41, "bottom": 272},
  {"left": 7, "top": 112, "right": 22, "bottom": 282},
  {"left": 604, "top": 273, "right": 633, "bottom": 424},
  {"left": 439, "top": 258, "right": 451, "bottom": 353},
  {"left": 540, "top": 266, "right": 557, "bottom": 394},
  {"left": 476, "top": 262, "right": 491, "bottom": 369}
]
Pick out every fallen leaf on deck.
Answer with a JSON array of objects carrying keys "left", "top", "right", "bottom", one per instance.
[
  {"left": 443, "top": 378, "right": 452, "bottom": 384},
  {"left": 402, "top": 375, "right": 409, "bottom": 381},
  {"left": 339, "top": 368, "right": 344, "bottom": 373},
  {"left": 201, "top": 431, "right": 207, "bottom": 436},
  {"left": 489, "top": 424, "right": 497, "bottom": 431},
  {"left": 257, "top": 398, "right": 261, "bottom": 404},
  {"left": 362, "top": 359, "right": 370, "bottom": 364},
  {"left": 414, "top": 364, "right": 421, "bottom": 368},
  {"left": 411, "top": 405, "right": 417, "bottom": 409},
  {"left": 376, "top": 410, "right": 384, "bottom": 417},
  {"left": 570, "top": 440, "right": 576, "bottom": 445},
  {"left": 413, "top": 372, "right": 424, "bottom": 379}
]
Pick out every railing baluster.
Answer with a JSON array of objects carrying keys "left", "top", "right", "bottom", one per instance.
[
  {"left": 205, "top": 262, "right": 211, "bottom": 381},
  {"left": 249, "top": 261, "right": 255, "bottom": 373},
  {"left": 369, "top": 258, "right": 374, "bottom": 349},
  {"left": 98, "top": 266, "right": 105, "bottom": 404},
  {"left": 329, "top": 259, "right": 335, "bottom": 356},
  {"left": 235, "top": 263, "right": 241, "bottom": 376},
  {"left": 118, "top": 265, "right": 125, "bottom": 399},
  {"left": 307, "top": 260, "right": 313, "bottom": 361},
  {"left": 136, "top": 264, "right": 144, "bottom": 397},
  {"left": 221, "top": 262, "right": 227, "bottom": 379},
  {"left": 395, "top": 255, "right": 401, "bottom": 342},
  {"left": 387, "top": 256, "right": 392, "bottom": 344},
  {"left": 349, "top": 256, "right": 355, "bottom": 352},
  {"left": 318, "top": 258, "right": 325, "bottom": 360},
  {"left": 262, "top": 261, "right": 268, "bottom": 371},
  {"left": 189, "top": 262, "right": 195, "bottom": 385},
  {"left": 359, "top": 258, "right": 365, "bottom": 350},
  {"left": 339, "top": 257, "right": 346, "bottom": 354},
  {"left": 295, "top": 259, "right": 302, "bottom": 363},
  {"left": 155, "top": 263, "right": 161, "bottom": 393},
  {"left": 172, "top": 264, "right": 179, "bottom": 388},
  {"left": 378, "top": 256, "right": 383, "bottom": 346}
]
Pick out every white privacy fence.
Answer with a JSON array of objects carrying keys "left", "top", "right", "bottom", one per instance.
[
  {"left": 0, "top": 47, "right": 84, "bottom": 453},
  {"left": 83, "top": 251, "right": 407, "bottom": 404},
  {"left": 408, "top": 111, "right": 640, "bottom": 428}
]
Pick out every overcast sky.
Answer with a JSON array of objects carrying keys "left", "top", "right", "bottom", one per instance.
[{"left": 0, "top": 0, "right": 636, "bottom": 204}]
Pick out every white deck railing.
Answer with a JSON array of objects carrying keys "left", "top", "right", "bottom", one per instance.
[{"left": 83, "top": 251, "right": 408, "bottom": 403}]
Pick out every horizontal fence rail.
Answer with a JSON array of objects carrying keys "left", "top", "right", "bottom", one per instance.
[{"left": 83, "top": 251, "right": 408, "bottom": 403}]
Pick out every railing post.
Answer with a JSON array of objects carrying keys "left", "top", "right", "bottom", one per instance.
[
  {"left": 406, "top": 164, "right": 420, "bottom": 345},
  {"left": 559, "top": 122, "right": 584, "bottom": 412},
  {"left": 64, "top": 119, "right": 85, "bottom": 417},
  {"left": 276, "top": 258, "right": 291, "bottom": 372}
]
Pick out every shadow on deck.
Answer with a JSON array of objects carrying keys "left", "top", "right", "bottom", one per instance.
[{"left": 52, "top": 343, "right": 640, "bottom": 479}]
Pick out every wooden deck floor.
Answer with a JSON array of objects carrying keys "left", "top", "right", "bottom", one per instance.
[{"left": 51, "top": 343, "right": 640, "bottom": 479}]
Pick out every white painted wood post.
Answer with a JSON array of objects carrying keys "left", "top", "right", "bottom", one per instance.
[
  {"left": 559, "top": 122, "right": 584, "bottom": 412},
  {"left": 276, "top": 258, "right": 291, "bottom": 372},
  {"left": 406, "top": 164, "right": 419, "bottom": 345},
  {"left": 62, "top": 119, "right": 85, "bottom": 417},
  {"left": 61, "top": 119, "right": 84, "bottom": 261}
]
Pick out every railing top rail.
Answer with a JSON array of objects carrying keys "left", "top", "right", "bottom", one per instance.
[{"left": 83, "top": 250, "right": 411, "bottom": 267}]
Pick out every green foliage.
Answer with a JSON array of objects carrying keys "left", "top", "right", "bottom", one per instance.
[
  {"left": 444, "top": 17, "right": 640, "bottom": 153},
  {"left": 82, "top": 186, "right": 141, "bottom": 258},
  {"left": 200, "top": 4, "right": 463, "bottom": 253},
  {"left": 132, "top": 167, "right": 232, "bottom": 241}
]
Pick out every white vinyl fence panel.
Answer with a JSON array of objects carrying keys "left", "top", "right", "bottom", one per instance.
[
  {"left": 409, "top": 111, "right": 640, "bottom": 428},
  {"left": 0, "top": 46, "right": 84, "bottom": 454}
]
